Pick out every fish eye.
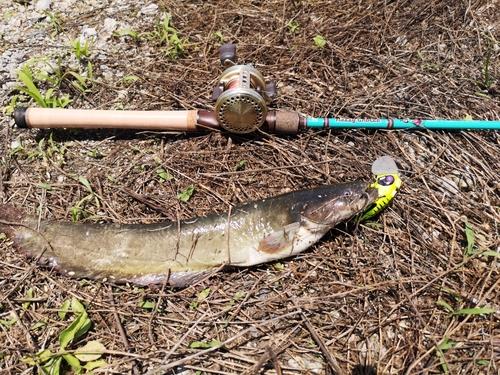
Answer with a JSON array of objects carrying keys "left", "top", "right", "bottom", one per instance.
[{"left": 343, "top": 190, "right": 352, "bottom": 196}]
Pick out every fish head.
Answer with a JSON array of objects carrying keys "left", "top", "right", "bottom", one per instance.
[{"left": 298, "top": 181, "right": 378, "bottom": 226}]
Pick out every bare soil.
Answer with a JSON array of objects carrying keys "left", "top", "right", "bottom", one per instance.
[{"left": 1, "top": 0, "right": 500, "bottom": 374}]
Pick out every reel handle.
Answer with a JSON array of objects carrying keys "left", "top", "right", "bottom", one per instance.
[
  {"left": 13, "top": 107, "right": 219, "bottom": 132},
  {"left": 13, "top": 107, "right": 302, "bottom": 134}
]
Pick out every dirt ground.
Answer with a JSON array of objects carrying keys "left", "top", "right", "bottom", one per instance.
[{"left": 1, "top": 0, "right": 500, "bottom": 374}]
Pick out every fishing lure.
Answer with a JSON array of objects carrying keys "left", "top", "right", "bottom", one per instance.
[{"left": 358, "top": 156, "right": 401, "bottom": 221}]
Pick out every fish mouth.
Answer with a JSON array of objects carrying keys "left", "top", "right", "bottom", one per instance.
[{"left": 364, "top": 184, "right": 379, "bottom": 207}]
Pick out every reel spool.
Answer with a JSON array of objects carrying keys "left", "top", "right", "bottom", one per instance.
[{"left": 212, "top": 44, "right": 277, "bottom": 134}]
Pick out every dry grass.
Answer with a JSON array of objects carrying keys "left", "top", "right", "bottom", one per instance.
[{"left": 1, "top": 0, "right": 499, "bottom": 374}]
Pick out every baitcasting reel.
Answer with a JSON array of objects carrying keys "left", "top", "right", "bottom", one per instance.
[{"left": 212, "top": 44, "right": 277, "bottom": 134}]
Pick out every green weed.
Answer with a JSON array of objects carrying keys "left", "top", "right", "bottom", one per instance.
[
  {"left": 25, "top": 132, "right": 66, "bottom": 167},
  {"left": 313, "top": 35, "right": 326, "bottom": 48},
  {"left": 177, "top": 184, "right": 195, "bottom": 202},
  {"left": 464, "top": 218, "right": 475, "bottom": 257},
  {"left": 435, "top": 336, "right": 458, "bottom": 374},
  {"left": 223, "top": 291, "right": 245, "bottom": 313},
  {"left": 156, "top": 168, "right": 173, "bottom": 182},
  {"left": 69, "top": 38, "right": 91, "bottom": 60},
  {"left": 139, "top": 299, "right": 156, "bottom": 310},
  {"left": 114, "top": 13, "right": 190, "bottom": 59},
  {"left": 190, "top": 287, "right": 210, "bottom": 308},
  {"left": 3, "top": 10, "right": 16, "bottom": 21},
  {"left": 120, "top": 75, "right": 140, "bottom": 86},
  {"left": 21, "top": 297, "right": 106, "bottom": 374},
  {"left": 13, "top": 53, "right": 96, "bottom": 108},
  {"left": 212, "top": 31, "right": 224, "bottom": 44},
  {"left": 417, "top": 51, "right": 441, "bottom": 72},
  {"left": 14, "top": 61, "right": 72, "bottom": 108},
  {"left": 461, "top": 33, "right": 499, "bottom": 97},
  {"left": 287, "top": 21, "right": 299, "bottom": 33},
  {"left": 42, "top": 11, "right": 66, "bottom": 38},
  {"left": 189, "top": 340, "right": 225, "bottom": 349},
  {"left": 0, "top": 317, "right": 19, "bottom": 328},
  {"left": 113, "top": 29, "right": 142, "bottom": 43},
  {"left": 2, "top": 95, "right": 20, "bottom": 116},
  {"left": 234, "top": 160, "right": 245, "bottom": 171},
  {"left": 86, "top": 147, "right": 107, "bottom": 159},
  {"left": 22, "top": 288, "right": 34, "bottom": 309},
  {"left": 437, "top": 300, "right": 496, "bottom": 318},
  {"left": 69, "top": 175, "right": 100, "bottom": 221}
]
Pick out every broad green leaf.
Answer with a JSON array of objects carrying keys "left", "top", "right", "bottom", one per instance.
[
  {"left": 438, "top": 336, "right": 458, "bottom": 350},
  {"left": 43, "top": 356, "right": 62, "bottom": 375},
  {"left": 87, "top": 61, "right": 93, "bottom": 80},
  {"left": 114, "top": 29, "right": 139, "bottom": 39},
  {"left": 75, "top": 341, "right": 106, "bottom": 362},
  {"left": 74, "top": 315, "right": 92, "bottom": 340},
  {"left": 38, "top": 183, "right": 53, "bottom": 190},
  {"left": 0, "top": 318, "right": 18, "bottom": 326},
  {"left": 59, "top": 300, "right": 71, "bottom": 320},
  {"left": 477, "top": 360, "right": 490, "bottom": 365},
  {"left": 122, "top": 75, "right": 140, "bottom": 84},
  {"left": 71, "top": 297, "right": 86, "bottom": 314},
  {"left": 188, "top": 340, "right": 224, "bottom": 349},
  {"left": 234, "top": 291, "right": 245, "bottom": 299},
  {"left": 313, "top": 35, "right": 326, "bottom": 48},
  {"left": 21, "top": 348, "right": 53, "bottom": 365},
  {"left": 197, "top": 287, "right": 210, "bottom": 302},
  {"left": 140, "top": 299, "right": 155, "bottom": 309},
  {"left": 59, "top": 311, "right": 91, "bottom": 349},
  {"left": 77, "top": 176, "right": 93, "bottom": 193},
  {"left": 23, "top": 288, "right": 34, "bottom": 309},
  {"left": 177, "top": 184, "right": 195, "bottom": 202},
  {"left": 436, "top": 336, "right": 457, "bottom": 374},
  {"left": 83, "top": 359, "right": 107, "bottom": 370},
  {"left": 67, "top": 71, "right": 88, "bottom": 87},
  {"left": 156, "top": 168, "right": 173, "bottom": 182},
  {"left": 63, "top": 353, "right": 81, "bottom": 369}
]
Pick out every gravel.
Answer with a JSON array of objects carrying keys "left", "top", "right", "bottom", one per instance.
[{"left": 0, "top": 0, "right": 160, "bottom": 102}]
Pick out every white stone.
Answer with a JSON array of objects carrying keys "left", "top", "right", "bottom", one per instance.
[
  {"left": 35, "top": 0, "right": 52, "bottom": 11},
  {"left": 139, "top": 3, "right": 158, "bottom": 15}
]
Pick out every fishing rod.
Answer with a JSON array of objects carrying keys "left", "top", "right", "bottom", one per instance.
[{"left": 12, "top": 44, "right": 500, "bottom": 134}]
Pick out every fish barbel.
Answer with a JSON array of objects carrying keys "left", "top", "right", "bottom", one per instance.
[{"left": 0, "top": 181, "right": 377, "bottom": 287}]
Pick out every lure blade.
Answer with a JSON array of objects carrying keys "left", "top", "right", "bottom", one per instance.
[{"left": 371, "top": 155, "right": 399, "bottom": 175}]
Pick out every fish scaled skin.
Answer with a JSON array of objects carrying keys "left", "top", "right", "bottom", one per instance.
[{"left": 0, "top": 181, "right": 377, "bottom": 286}]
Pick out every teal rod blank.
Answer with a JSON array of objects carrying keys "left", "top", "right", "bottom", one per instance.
[{"left": 305, "top": 117, "right": 500, "bottom": 130}]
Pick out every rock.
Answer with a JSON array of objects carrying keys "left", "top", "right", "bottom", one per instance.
[
  {"left": 288, "top": 358, "right": 324, "bottom": 374},
  {"left": 139, "top": 3, "right": 158, "bottom": 15},
  {"left": 35, "top": 0, "right": 52, "bottom": 11},
  {"left": 82, "top": 27, "right": 97, "bottom": 40},
  {"left": 103, "top": 18, "right": 117, "bottom": 34}
]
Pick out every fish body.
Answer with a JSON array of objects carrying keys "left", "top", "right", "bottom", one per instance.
[{"left": 0, "top": 181, "right": 377, "bottom": 286}]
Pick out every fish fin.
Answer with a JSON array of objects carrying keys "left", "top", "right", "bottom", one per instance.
[{"left": 258, "top": 222, "right": 300, "bottom": 254}]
